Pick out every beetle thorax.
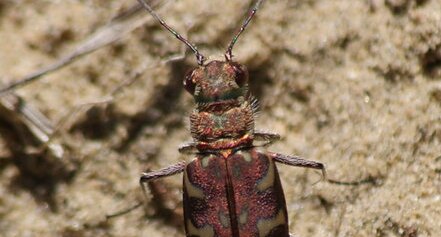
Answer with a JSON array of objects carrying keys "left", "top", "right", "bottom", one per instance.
[{"left": 185, "top": 60, "right": 256, "bottom": 151}]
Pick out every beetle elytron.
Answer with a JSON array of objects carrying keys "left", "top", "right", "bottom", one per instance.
[{"left": 138, "top": 0, "right": 326, "bottom": 236}]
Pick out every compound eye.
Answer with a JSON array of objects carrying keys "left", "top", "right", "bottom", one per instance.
[
  {"left": 232, "top": 63, "right": 248, "bottom": 87},
  {"left": 183, "top": 69, "right": 196, "bottom": 94}
]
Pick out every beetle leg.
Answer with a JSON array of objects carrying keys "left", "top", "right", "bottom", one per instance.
[
  {"left": 140, "top": 161, "right": 186, "bottom": 226},
  {"left": 140, "top": 161, "right": 186, "bottom": 183},
  {"left": 107, "top": 162, "right": 187, "bottom": 220},
  {"left": 270, "top": 153, "right": 378, "bottom": 186},
  {"left": 178, "top": 142, "right": 198, "bottom": 154},
  {"left": 269, "top": 152, "right": 326, "bottom": 180},
  {"left": 140, "top": 161, "right": 186, "bottom": 200},
  {"left": 253, "top": 130, "right": 281, "bottom": 146},
  {"left": 140, "top": 161, "right": 186, "bottom": 197}
]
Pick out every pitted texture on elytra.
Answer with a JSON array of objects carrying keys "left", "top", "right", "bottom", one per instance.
[
  {"left": 183, "top": 154, "right": 232, "bottom": 237},
  {"left": 183, "top": 149, "right": 289, "bottom": 237}
]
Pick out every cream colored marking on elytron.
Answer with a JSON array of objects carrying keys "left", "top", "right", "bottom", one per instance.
[
  {"left": 218, "top": 211, "right": 230, "bottom": 228},
  {"left": 235, "top": 150, "right": 252, "bottom": 162},
  {"left": 239, "top": 207, "right": 249, "bottom": 225},
  {"left": 201, "top": 154, "right": 215, "bottom": 168},
  {"left": 256, "top": 157, "right": 275, "bottom": 191},
  {"left": 186, "top": 220, "right": 215, "bottom": 237},
  {"left": 184, "top": 171, "right": 205, "bottom": 199},
  {"left": 257, "top": 209, "right": 286, "bottom": 237}
]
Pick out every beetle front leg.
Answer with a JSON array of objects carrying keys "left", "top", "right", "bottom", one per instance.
[
  {"left": 178, "top": 142, "right": 198, "bottom": 154},
  {"left": 254, "top": 130, "right": 281, "bottom": 147},
  {"left": 269, "top": 152, "right": 326, "bottom": 180}
]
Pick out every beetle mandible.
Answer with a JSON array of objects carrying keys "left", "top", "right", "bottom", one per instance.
[{"left": 138, "top": 0, "right": 326, "bottom": 236}]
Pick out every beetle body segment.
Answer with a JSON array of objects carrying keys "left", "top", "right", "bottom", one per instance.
[{"left": 183, "top": 149, "right": 289, "bottom": 237}]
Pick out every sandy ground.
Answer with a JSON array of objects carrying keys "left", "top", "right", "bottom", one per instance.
[{"left": 0, "top": 0, "right": 440, "bottom": 236}]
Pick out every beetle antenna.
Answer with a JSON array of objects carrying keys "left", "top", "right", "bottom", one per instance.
[
  {"left": 225, "top": 0, "right": 265, "bottom": 62},
  {"left": 137, "top": 0, "right": 206, "bottom": 65}
]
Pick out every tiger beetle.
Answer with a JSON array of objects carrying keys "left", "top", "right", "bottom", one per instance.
[{"left": 138, "top": 0, "right": 326, "bottom": 236}]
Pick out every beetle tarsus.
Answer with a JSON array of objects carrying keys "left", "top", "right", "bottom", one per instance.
[{"left": 327, "top": 175, "right": 380, "bottom": 186}]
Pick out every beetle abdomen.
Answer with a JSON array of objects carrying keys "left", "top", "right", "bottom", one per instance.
[{"left": 183, "top": 149, "right": 289, "bottom": 237}]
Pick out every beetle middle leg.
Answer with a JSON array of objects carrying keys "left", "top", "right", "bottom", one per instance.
[
  {"left": 269, "top": 152, "right": 326, "bottom": 178},
  {"left": 140, "top": 161, "right": 186, "bottom": 226},
  {"left": 269, "top": 152, "right": 376, "bottom": 185},
  {"left": 140, "top": 161, "right": 186, "bottom": 181},
  {"left": 140, "top": 161, "right": 186, "bottom": 201}
]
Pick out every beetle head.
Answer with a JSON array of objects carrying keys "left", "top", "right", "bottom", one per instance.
[{"left": 183, "top": 60, "right": 249, "bottom": 103}]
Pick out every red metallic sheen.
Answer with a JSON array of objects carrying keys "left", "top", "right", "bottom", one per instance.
[{"left": 183, "top": 149, "right": 289, "bottom": 237}]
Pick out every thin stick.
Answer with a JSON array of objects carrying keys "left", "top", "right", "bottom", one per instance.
[
  {"left": 137, "top": 0, "right": 206, "bottom": 65},
  {"left": 0, "top": 91, "right": 64, "bottom": 158},
  {"left": 225, "top": 0, "right": 265, "bottom": 61},
  {"left": 0, "top": 1, "right": 156, "bottom": 94}
]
